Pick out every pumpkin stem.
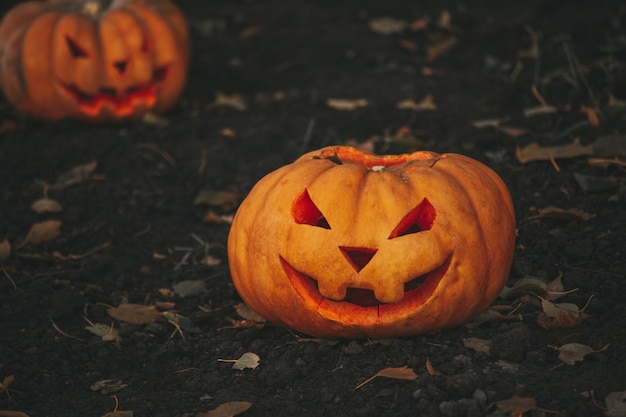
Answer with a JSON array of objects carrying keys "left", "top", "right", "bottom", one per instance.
[
  {"left": 82, "top": 2, "right": 100, "bottom": 16},
  {"left": 82, "top": 0, "right": 105, "bottom": 17}
]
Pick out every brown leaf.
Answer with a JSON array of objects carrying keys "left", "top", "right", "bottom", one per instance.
[
  {"left": 203, "top": 210, "right": 234, "bottom": 225},
  {"left": 550, "top": 343, "right": 609, "bottom": 365},
  {"left": 546, "top": 274, "right": 568, "bottom": 300},
  {"left": 16, "top": 220, "right": 62, "bottom": 250},
  {"left": 523, "top": 105, "right": 558, "bottom": 117},
  {"left": 218, "top": 352, "right": 260, "bottom": 370},
  {"left": 516, "top": 141, "right": 594, "bottom": 164},
  {"left": 239, "top": 25, "right": 262, "bottom": 39},
  {"left": 409, "top": 16, "right": 431, "bottom": 32},
  {"left": 0, "top": 412, "right": 30, "bottom": 417},
  {"left": 356, "top": 366, "right": 417, "bottom": 389},
  {"left": 107, "top": 304, "right": 162, "bottom": 325},
  {"left": 426, "top": 357, "right": 442, "bottom": 376},
  {"left": 368, "top": 17, "right": 407, "bottom": 35},
  {"left": 31, "top": 198, "right": 63, "bottom": 214},
  {"left": 489, "top": 395, "right": 538, "bottom": 417},
  {"left": 208, "top": 92, "right": 247, "bottom": 111},
  {"left": 396, "top": 94, "right": 437, "bottom": 111},
  {"left": 326, "top": 98, "right": 368, "bottom": 111},
  {"left": 537, "top": 297, "right": 589, "bottom": 330},
  {"left": 525, "top": 206, "right": 596, "bottom": 222},
  {"left": 605, "top": 391, "right": 626, "bottom": 417},
  {"left": 426, "top": 35, "right": 457, "bottom": 61},
  {"left": 85, "top": 324, "right": 122, "bottom": 346},
  {"left": 0, "top": 239, "right": 10, "bottom": 260},
  {"left": 196, "top": 401, "right": 252, "bottom": 417},
  {"left": 234, "top": 303, "right": 267, "bottom": 324},
  {"left": 581, "top": 105, "right": 600, "bottom": 127},
  {"left": 462, "top": 337, "right": 491, "bottom": 354},
  {"left": 436, "top": 9, "right": 460, "bottom": 33},
  {"left": 90, "top": 379, "right": 128, "bottom": 394},
  {"left": 496, "top": 126, "right": 531, "bottom": 138},
  {"left": 52, "top": 161, "right": 101, "bottom": 189}
]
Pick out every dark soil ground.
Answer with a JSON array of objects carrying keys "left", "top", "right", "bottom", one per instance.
[{"left": 1, "top": 1, "right": 626, "bottom": 416}]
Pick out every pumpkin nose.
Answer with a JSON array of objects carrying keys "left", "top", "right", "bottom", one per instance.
[
  {"left": 113, "top": 60, "right": 128, "bottom": 74},
  {"left": 339, "top": 246, "right": 377, "bottom": 272}
]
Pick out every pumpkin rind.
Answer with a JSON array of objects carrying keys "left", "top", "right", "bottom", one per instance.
[
  {"left": 0, "top": 0, "right": 190, "bottom": 121},
  {"left": 227, "top": 146, "right": 516, "bottom": 339}
]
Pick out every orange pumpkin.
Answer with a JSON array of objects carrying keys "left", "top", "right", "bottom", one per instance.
[
  {"left": 0, "top": 0, "right": 189, "bottom": 121},
  {"left": 227, "top": 146, "right": 516, "bottom": 339}
]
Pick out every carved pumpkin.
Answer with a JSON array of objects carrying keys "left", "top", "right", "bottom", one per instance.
[
  {"left": 0, "top": 0, "right": 189, "bottom": 121},
  {"left": 228, "top": 146, "right": 516, "bottom": 339}
]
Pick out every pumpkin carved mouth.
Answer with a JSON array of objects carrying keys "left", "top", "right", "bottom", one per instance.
[
  {"left": 279, "top": 254, "right": 452, "bottom": 317},
  {"left": 58, "top": 66, "right": 168, "bottom": 116}
]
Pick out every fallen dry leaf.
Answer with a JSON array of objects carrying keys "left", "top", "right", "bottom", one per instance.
[
  {"left": 550, "top": 343, "right": 609, "bottom": 365},
  {"left": 496, "top": 125, "right": 531, "bottom": 138},
  {"left": 90, "top": 379, "right": 128, "bottom": 395},
  {"left": 523, "top": 104, "right": 558, "bottom": 117},
  {"left": 409, "top": 16, "right": 430, "bottom": 32},
  {"left": 605, "top": 391, "right": 626, "bottom": 417},
  {"left": 461, "top": 337, "right": 491, "bottom": 354},
  {"left": 196, "top": 401, "right": 252, "bottom": 417},
  {"left": 489, "top": 395, "right": 538, "bottom": 417},
  {"left": 162, "top": 311, "right": 201, "bottom": 334},
  {"left": 581, "top": 105, "right": 600, "bottom": 127},
  {"left": 471, "top": 117, "right": 509, "bottom": 129},
  {"left": 396, "top": 94, "right": 437, "bottom": 111},
  {"left": 0, "top": 412, "right": 30, "bottom": 417},
  {"left": 0, "top": 239, "right": 10, "bottom": 260},
  {"left": 208, "top": 92, "right": 248, "bottom": 111},
  {"left": 537, "top": 297, "right": 590, "bottom": 330},
  {"left": 203, "top": 210, "right": 234, "bottom": 225},
  {"left": 356, "top": 366, "right": 417, "bottom": 389},
  {"left": 173, "top": 280, "right": 207, "bottom": 298},
  {"left": 16, "top": 220, "right": 62, "bottom": 250},
  {"left": 426, "top": 357, "right": 442, "bottom": 376},
  {"left": 141, "top": 111, "right": 169, "bottom": 128},
  {"left": 85, "top": 323, "right": 122, "bottom": 346},
  {"left": 436, "top": 9, "right": 460, "bottom": 33},
  {"left": 516, "top": 140, "right": 593, "bottom": 164},
  {"left": 239, "top": 25, "right": 262, "bottom": 39},
  {"left": 218, "top": 352, "right": 260, "bottom": 370},
  {"left": 524, "top": 206, "right": 596, "bottom": 222},
  {"left": 326, "top": 98, "right": 368, "bottom": 111},
  {"left": 546, "top": 275, "right": 567, "bottom": 300},
  {"left": 368, "top": 17, "right": 407, "bottom": 35},
  {"left": 426, "top": 35, "right": 457, "bottom": 61},
  {"left": 234, "top": 303, "right": 267, "bottom": 325},
  {"left": 51, "top": 160, "right": 102, "bottom": 189},
  {"left": 107, "top": 304, "right": 162, "bottom": 325},
  {"left": 30, "top": 198, "right": 63, "bottom": 214}
]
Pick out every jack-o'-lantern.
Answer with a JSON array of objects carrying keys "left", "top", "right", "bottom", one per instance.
[
  {"left": 227, "top": 146, "right": 516, "bottom": 339},
  {"left": 0, "top": 0, "right": 189, "bottom": 121}
]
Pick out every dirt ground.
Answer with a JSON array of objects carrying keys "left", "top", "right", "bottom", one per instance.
[{"left": 1, "top": 1, "right": 626, "bottom": 416}]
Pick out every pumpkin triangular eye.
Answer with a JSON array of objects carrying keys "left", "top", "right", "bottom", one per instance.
[
  {"left": 388, "top": 198, "right": 436, "bottom": 239},
  {"left": 292, "top": 189, "right": 330, "bottom": 229},
  {"left": 65, "top": 35, "right": 89, "bottom": 58}
]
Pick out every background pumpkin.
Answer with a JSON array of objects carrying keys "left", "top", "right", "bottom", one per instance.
[
  {"left": 0, "top": 0, "right": 189, "bottom": 121},
  {"left": 228, "top": 146, "right": 516, "bottom": 339}
]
